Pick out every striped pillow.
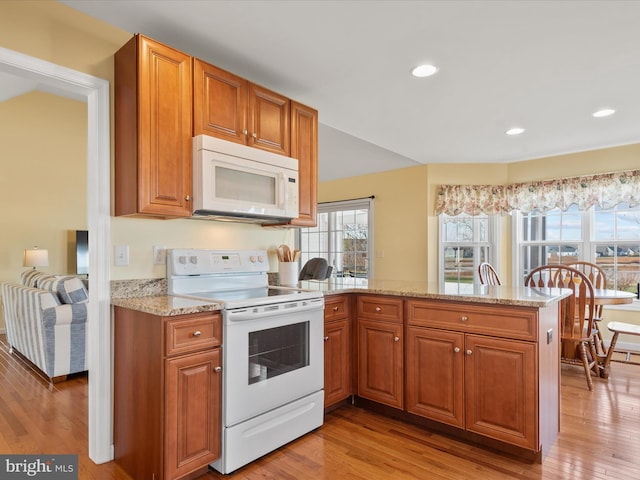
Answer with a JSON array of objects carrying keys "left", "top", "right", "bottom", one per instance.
[{"left": 50, "top": 276, "right": 89, "bottom": 304}]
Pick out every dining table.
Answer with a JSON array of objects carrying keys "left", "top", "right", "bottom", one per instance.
[
  {"left": 593, "top": 288, "right": 637, "bottom": 306},
  {"left": 591, "top": 289, "right": 637, "bottom": 378}
]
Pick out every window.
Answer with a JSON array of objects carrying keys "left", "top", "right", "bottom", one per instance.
[
  {"left": 514, "top": 203, "right": 640, "bottom": 292},
  {"left": 439, "top": 213, "right": 499, "bottom": 290},
  {"left": 298, "top": 198, "right": 373, "bottom": 281}
]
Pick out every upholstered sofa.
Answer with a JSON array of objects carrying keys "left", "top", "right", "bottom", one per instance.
[{"left": 1, "top": 270, "right": 88, "bottom": 382}]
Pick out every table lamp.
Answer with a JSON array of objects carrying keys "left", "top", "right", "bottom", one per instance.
[{"left": 24, "top": 246, "right": 49, "bottom": 270}]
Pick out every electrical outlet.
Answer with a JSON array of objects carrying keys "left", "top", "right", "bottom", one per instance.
[
  {"left": 114, "top": 245, "right": 129, "bottom": 266},
  {"left": 153, "top": 245, "right": 167, "bottom": 265}
]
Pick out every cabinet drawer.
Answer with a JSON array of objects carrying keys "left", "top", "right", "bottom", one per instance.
[
  {"left": 406, "top": 300, "right": 537, "bottom": 341},
  {"left": 325, "top": 295, "right": 349, "bottom": 322},
  {"left": 166, "top": 313, "right": 222, "bottom": 356},
  {"left": 357, "top": 295, "right": 403, "bottom": 323}
]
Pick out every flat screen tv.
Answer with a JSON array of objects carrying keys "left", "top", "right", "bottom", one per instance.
[{"left": 76, "top": 230, "right": 89, "bottom": 275}]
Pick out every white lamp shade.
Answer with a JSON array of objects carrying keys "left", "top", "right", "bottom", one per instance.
[{"left": 24, "top": 248, "right": 49, "bottom": 268}]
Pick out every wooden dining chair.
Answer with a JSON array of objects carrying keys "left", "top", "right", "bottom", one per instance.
[
  {"left": 524, "top": 265, "right": 597, "bottom": 391},
  {"left": 478, "top": 262, "right": 502, "bottom": 286},
  {"left": 566, "top": 261, "right": 608, "bottom": 354}
]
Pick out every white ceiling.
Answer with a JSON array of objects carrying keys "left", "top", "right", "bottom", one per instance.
[{"left": 55, "top": 0, "right": 640, "bottom": 181}]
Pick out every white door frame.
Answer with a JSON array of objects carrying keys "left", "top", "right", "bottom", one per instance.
[{"left": 0, "top": 47, "right": 113, "bottom": 463}]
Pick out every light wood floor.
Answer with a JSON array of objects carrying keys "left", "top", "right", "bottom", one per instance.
[{"left": 1, "top": 334, "right": 638, "bottom": 479}]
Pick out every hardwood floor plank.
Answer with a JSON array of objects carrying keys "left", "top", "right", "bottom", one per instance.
[{"left": 1, "top": 333, "right": 639, "bottom": 479}]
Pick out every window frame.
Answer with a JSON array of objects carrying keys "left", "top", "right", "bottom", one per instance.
[
  {"left": 297, "top": 197, "right": 374, "bottom": 280},
  {"left": 513, "top": 204, "right": 640, "bottom": 298},
  {"left": 438, "top": 213, "right": 500, "bottom": 287}
]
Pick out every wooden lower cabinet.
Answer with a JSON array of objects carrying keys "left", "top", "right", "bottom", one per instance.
[
  {"left": 464, "top": 334, "right": 536, "bottom": 449},
  {"left": 114, "top": 307, "right": 222, "bottom": 480},
  {"left": 406, "top": 327, "right": 464, "bottom": 428},
  {"left": 324, "top": 318, "right": 351, "bottom": 407},
  {"left": 357, "top": 296, "right": 404, "bottom": 409},
  {"left": 405, "top": 298, "right": 558, "bottom": 458},
  {"left": 406, "top": 326, "right": 536, "bottom": 449},
  {"left": 165, "top": 349, "right": 221, "bottom": 479},
  {"left": 324, "top": 295, "right": 351, "bottom": 408}
]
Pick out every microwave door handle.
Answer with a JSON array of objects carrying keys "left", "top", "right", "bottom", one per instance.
[{"left": 278, "top": 172, "right": 287, "bottom": 209}]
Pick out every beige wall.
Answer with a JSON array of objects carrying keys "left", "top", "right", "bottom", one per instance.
[
  {"left": 320, "top": 165, "right": 429, "bottom": 282},
  {"left": 506, "top": 143, "right": 640, "bottom": 183}
]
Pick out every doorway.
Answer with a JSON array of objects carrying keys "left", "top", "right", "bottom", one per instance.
[{"left": 0, "top": 46, "right": 112, "bottom": 463}]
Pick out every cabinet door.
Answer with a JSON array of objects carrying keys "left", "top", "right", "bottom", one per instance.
[
  {"left": 288, "top": 101, "right": 318, "bottom": 226},
  {"left": 324, "top": 318, "right": 351, "bottom": 408},
  {"left": 406, "top": 327, "right": 464, "bottom": 428},
  {"left": 193, "top": 59, "right": 248, "bottom": 144},
  {"left": 357, "top": 319, "right": 403, "bottom": 408},
  {"left": 464, "top": 335, "right": 537, "bottom": 450},
  {"left": 165, "top": 349, "right": 221, "bottom": 480},
  {"left": 115, "top": 35, "right": 193, "bottom": 217},
  {"left": 248, "top": 83, "right": 290, "bottom": 155}
]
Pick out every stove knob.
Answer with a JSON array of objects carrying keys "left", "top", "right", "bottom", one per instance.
[
  {"left": 249, "top": 255, "right": 257, "bottom": 263},
  {"left": 257, "top": 255, "right": 265, "bottom": 263},
  {"left": 189, "top": 256, "right": 198, "bottom": 264},
  {"left": 178, "top": 256, "right": 187, "bottom": 264}
]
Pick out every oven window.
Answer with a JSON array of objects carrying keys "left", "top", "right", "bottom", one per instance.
[{"left": 248, "top": 321, "right": 309, "bottom": 384}]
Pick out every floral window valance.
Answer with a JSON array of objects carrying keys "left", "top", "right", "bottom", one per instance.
[{"left": 436, "top": 169, "right": 640, "bottom": 215}]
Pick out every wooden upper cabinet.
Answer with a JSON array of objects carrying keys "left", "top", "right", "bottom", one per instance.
[
  {"left": 193, "top": 59, "right": 290, "bottom": 156},
  {"left": 115, "top": 34, "right": 193, "bottom": 218},
  {"left": 193, "top": 59, "right": 247, "bottom": 144},
  {"left": 248, "top": 83, "right": 290, "bottom": 155},
  {"left": 288, "top": 101, "right": 318, "bottom": 226}
]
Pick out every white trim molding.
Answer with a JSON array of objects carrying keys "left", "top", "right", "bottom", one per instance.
[{"left": 0, "top": 47, "right": 112, "bottom": 464}]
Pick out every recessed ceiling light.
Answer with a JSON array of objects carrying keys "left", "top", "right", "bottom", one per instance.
[
  {"left": 506, "top": 127, "right": 525, "bottom": 136},
  {"left": 592, "top": 108, "right": 615, "bottom": 118},
  {"left": 411, "top": 64, "right": 438, "bottom": 78}
]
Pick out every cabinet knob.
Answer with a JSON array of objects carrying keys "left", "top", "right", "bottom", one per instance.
[
  {"left": 394, "top": 336, "right": 400, "bottom": 342},
  {"left": 252, "top": 132, "right": 257, "bottom": 138},
  {"left": 454, "top": 347, "right": 461, "bottom": 353},
  {"left": 324, "top": 336, "right": 329, "bottom": 341},
  {"left": 185, "top": 195, "right": 191, "bottom": 201},
  {"left": 375, "top": 306, "right": 382, "bottom": 312},
  {"left": 461, "top": 315, "right": 468, "bottom": 322},
  {"left": 466, "top": 349, "right": 473, "bottom": 355},
  {"left": 242, "top": 129, "right": 248, "bottom": 135},
  {"left": 333, "top": 306, "right": 339, "bottom": 312},
  {"left": 193, "top": 330, "right": 201, "bottom": 337},
  {"left": 214, "top": 366, "right": 222, "bottom": 373}
]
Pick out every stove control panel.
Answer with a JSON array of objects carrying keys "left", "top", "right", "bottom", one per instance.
[{"left": 168, "top": 248, "right": 269, "bottom": 276}]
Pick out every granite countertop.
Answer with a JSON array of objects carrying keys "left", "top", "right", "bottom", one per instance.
[
  {"left": 111, "top": 277, "right": 571, "bottom": 316},
  {"left": 111, "top": 295, "right": 222, "bottom": 316},
  {"left": 299, "top": 279, "right": 572, "bottom": 308}
]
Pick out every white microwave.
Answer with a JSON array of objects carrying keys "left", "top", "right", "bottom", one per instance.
[{"left": 192, "top": 135, "right": 299, "bottom": 223}]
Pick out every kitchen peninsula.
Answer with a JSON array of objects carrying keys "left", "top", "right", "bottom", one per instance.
[{"left": 112, "top": 281, "right": 570, "bottom": 479}]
